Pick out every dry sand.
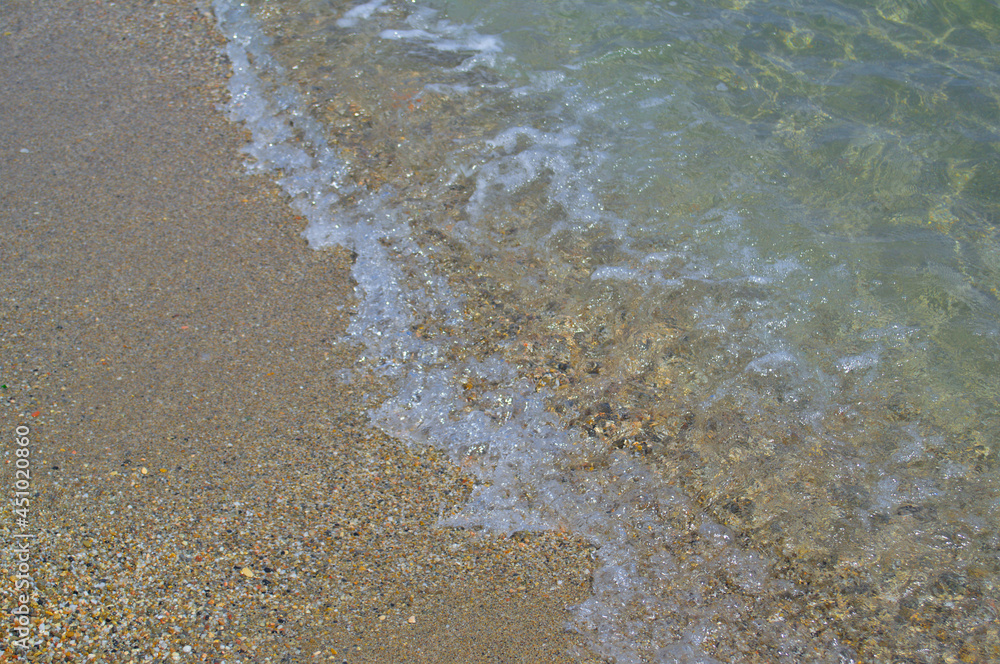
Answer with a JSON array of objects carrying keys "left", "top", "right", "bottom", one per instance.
[{"left": 0, "top": 0, "right": 600, "bottom": 661}]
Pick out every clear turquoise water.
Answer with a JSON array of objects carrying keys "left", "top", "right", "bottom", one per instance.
[{"left": 216, "top": 0, "right": 1000, "bottom": 660}]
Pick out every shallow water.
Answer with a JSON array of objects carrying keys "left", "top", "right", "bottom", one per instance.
[{"left": 215, "top": 0, "right": 1000, "bottom": 660}]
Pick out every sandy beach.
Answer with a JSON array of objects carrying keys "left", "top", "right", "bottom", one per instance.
[{"left": 0, "top": 0, "right": 599, "bottom": 661}]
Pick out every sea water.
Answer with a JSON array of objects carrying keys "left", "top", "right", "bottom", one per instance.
[{"left": 213, "top": 0, "right": 1000, "bottom": 661}]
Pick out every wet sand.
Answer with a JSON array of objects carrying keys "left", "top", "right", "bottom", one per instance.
[{"left": 0, "top": 0, "right": 599, "bottom": 661}]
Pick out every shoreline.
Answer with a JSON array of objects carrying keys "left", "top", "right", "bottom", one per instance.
[{"left": 0, "top": 1, "right": 599, "bottom": 661}]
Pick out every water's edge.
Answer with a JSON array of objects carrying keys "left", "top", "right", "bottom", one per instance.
[{"left": 212, "top": 1, "right": 1000, "bottom": 662}]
